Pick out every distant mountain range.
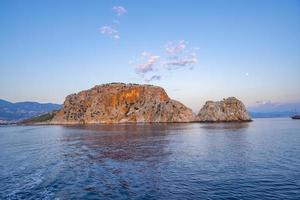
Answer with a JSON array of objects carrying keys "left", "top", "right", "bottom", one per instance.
[
  {"left": 0, "top": 99, "right": 61, "bottom": 123},
  {"left": 248, "top": 101, "right": 300, "bottom": 118}
]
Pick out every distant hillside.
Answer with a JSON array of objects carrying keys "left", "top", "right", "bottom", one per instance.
[
  {"left": 0, "top": 99, "right": 61, "bottom": 122},
  {"left": 20, "top": 111, "right": 57, "bottom": 124},
  {"left": 248, "top": 101, "right": 300, "bottom": 118},
  {"left": 249, "top": 111, "right": 295, "bottom": 118}
]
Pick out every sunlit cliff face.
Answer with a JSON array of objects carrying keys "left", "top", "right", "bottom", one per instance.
[
  {"left": 50, "top": 83, "right": 195, "bottom": 124},
  {"left": 111, "top": 88, "right": 168, "bottom": 107},
  {"left": 115, "top": 89, "right": 141, "bottom": 106}
]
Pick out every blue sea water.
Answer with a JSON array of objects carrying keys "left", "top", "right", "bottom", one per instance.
[{"left": 0, "top": 118, "right": 300, "bottom": 200}]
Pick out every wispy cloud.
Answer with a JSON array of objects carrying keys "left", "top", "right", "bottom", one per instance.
[
  {"left": 165, "top": 40, "right": 187, "bottom": 55},
  {"left": 255, "top": 100, "right": 273, "bottom": 105},
  {"left": 100, "top": 6, "right": 127, "bottom": 40},
  {"left": 145, "top": 75, "right": 161, "bottom": 82},
  {"left": 163, "top": 40, "right": 198, "bottom": 69},
  {"left": 100, "top": 26, "right": 119, "bottom": 39},
  {"left": 113, "top": 6, "right": 127, "bottom": 16},
  {"left": 163, "top": 53, "right": 197, "bottom": 70},
  {"left": 132, "top": 40, "right": 199, "bottom": 82},
  {"left": 136, "top": 52, "right": 160, "bottom": 74}
]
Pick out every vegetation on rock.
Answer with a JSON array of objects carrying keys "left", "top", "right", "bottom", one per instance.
[{"left": 20, "top": 111, "right": 57, "bottom": 124}]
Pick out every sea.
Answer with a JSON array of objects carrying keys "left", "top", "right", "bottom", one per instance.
[{"left": 0, "top": 118, "right": 299, "bottom": 200}]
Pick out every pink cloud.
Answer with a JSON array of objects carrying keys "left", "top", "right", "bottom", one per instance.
[
  {"left": 100, "top": 26, "right": 119, "bottom": 39},
  {"left": 165, "top": 40, "right": 187, "bottom": 55},
  {"left": 145, "top": 75, "right": 161, "bottom": 82},
  {"left": 136, "top": 53, "right": 160, "bottom": 74},
  {"left": 113, "top": 6, "right": 127, "bottom": 16}
]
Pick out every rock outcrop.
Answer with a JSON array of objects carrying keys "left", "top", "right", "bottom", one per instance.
[
  {"left": 197, "top": 97, "right": 251, "bottom": 122},
  {"left": 50, "top": 83, "right": 196, "bottom": 124}
]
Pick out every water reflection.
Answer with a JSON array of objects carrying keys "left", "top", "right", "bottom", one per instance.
[
  {"left": 200, "top": 122, "right": 250, "bottom": 131},
  {"left": 59, "top": 123, "right": 187, "bottom": 161},
  {"left": 58, "top": 123, "right": 250, "bottom": 163},
  {"left": 57, "top": 124, "right": 189, "bottom": 199}
]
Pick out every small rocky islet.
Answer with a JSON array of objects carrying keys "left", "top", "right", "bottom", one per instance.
[
  {"left": 198, "top": 97, "right": 251, "bottom": 122},
  {"left": 39, "top": 83, "right": 251, "bottom": 124}
]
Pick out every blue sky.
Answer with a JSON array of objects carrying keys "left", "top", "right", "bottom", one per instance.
[{"left": 0, "top": 0, "right": 299, "bottom": 111}]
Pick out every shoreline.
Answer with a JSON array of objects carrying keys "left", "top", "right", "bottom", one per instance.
[{"left": 15, "top": 120, "right": 253, "bottom": 126}]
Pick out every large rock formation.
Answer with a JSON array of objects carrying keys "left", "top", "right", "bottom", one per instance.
[
  {"left": 197, "top": 97, "right": 251, "bottom": 122},
  {"left": 50, "top": 83, "right": 196, "bottom": 124}
]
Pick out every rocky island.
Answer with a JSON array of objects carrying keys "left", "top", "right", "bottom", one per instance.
[
  {"left": 50, "top": 83, "right": 196, "bottom": 124},
  {"left": 197, "top": 97, "right": 251, "bottom": 122},
  {"left": 27, "top": 83, "right": 251, "bottom": 124}
]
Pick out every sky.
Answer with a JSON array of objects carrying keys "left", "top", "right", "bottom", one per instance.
[{"left": 0, "top": 0, "right": 300, "bottom": 111}]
